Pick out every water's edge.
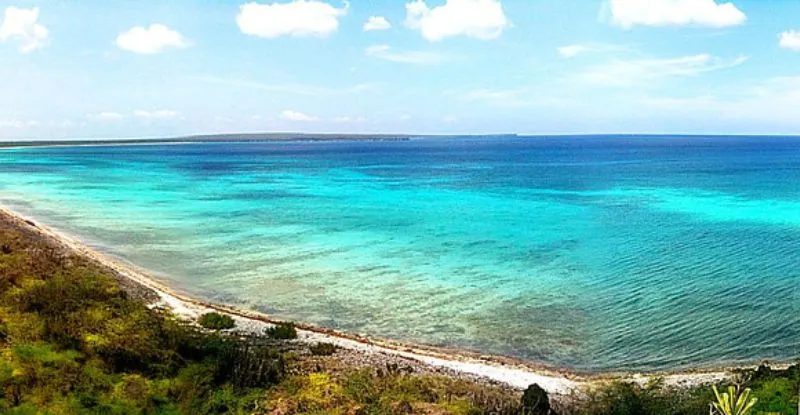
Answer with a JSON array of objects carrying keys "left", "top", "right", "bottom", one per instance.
[{"left": 2, "top": 203, "right": 790, "bottom": 391}]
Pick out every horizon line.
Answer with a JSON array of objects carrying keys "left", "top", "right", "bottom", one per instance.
[{"left": 3, "top": 131, "right": 800, "bottom": 145}]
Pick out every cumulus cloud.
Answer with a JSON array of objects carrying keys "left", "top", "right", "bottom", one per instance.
[
  {"left": 237, "top": 1, "right": 347, "bottom": 38},
  {"left": 363, "top": 16, "right": 391, "bottom": 31},
  {"left": 365, "top": 44, "right": 448, "bottom": 65},
  {"left": 779, "top": 30, "right": 800, "bottom": 51},
  {"left": 116, "top": 24, "right": 189, "bottom": 54},
  {"left": 279, "top": 110, "right": 318, "bottom": 121},
  {"left": 606, "top": 0, "right": 746, "bottom": 28},
  {"left": 133, "top": 109, "right": 180, "bottom": 119},
  {"left": 578, "top": 54, "right": 747, "bottom": 86},
  {"left": 0, "top": 6, "right": 48, "bottom": 53},
  {"left": 405, "top": 0, "right": 509, "bottom": 41}
]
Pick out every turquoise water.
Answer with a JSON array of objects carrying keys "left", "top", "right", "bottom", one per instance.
[{"left": 0, "top": 136, "right": 798, "bottom": 372}]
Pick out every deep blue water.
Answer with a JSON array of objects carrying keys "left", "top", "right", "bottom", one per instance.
[{"left": 0, "top": 135, "right": 798, "bottom": 372}]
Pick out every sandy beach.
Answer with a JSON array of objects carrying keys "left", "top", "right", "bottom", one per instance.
[{"left": 0, "top": 204, "right": 750, "bottom": 395}]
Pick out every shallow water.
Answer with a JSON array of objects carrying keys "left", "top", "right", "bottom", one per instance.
[{"left": 1, "top": 136, "right": 798, "bottom": 372}]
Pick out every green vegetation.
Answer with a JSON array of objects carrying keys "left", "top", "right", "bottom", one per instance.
[
  {"left": 198, "top": 312, "right": 236, "bottom": 331},
  {"left": 0, "top": 219, "right": 524, "bottom": 414},
  {"left": 521, "top": 383, "right": 552, "bottom": 414},
  {"left": 1, "top": 217, "right": 797, "bottom": 414},
  {"left": 712, "top": 385, "right": 757, "bottom": 415},
  {"left": 565, "top": 367, "right": 799, "bottom": 415},
  {"left": 265, "top": 368, "right": 525, "bottom": 414},
  {"left": 0, "top": 224, "right": 283, "bottom": 413},
  {"left": 265, "top": 322, "right": 298, "bottom": 340},
  {"left": 308, "top": 342, "right": 337, "bottom": 356}
]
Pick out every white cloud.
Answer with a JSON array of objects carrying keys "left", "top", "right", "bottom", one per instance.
[
  {"left": 0, "top": 6, "right": 48, "bottom": 53},
  {"left": 237, "top": 1, "right": 347, "bottom": 38},
  {"left": 558, "top": 45, "right": 589, "bottom": 58},
  {"left": 641, "top": 76, "right": 800, "bottom": 127},
  {"left": 193, "top": 75, "right": 377, "bottom": 96},
  {"left": 333, "top": 115, "right": 366, "bottom": 123},
  {"left": 90, "top": 110, "right": 179, "bottom": 120},
  {"left": 0, "top": 120, "right": 23, "bottom": 129},
  {"left": 0, "top": 119, "right": 37, "bottom": 129},
  {"left": 365, "top": 44, "right": 448, "bottom": 65},
  {"left": 606, "top": 0, "right": 746, "bottom": 29},
  {"left": 0, "top": 120, "right": 25, "bottom": 129},
  {"left": 442, "top": 115, "right": 458, "bottom": 123},
  {"left": 279, "top": 110, "right": 318, "bottom": 121},
  {"left": 92, "top": 111, "right": 125, "bottom": 121},
  {"left": 459, "top": 88, "right": 530, "bottom": 107},
  {"left": 116, "top": 24, "right": 189, "bottom": 54},
  {"left": 364, "top": 16, "right": 391, "bottom": 31},
  {"left": 405, "top": 0, "right": 509, "bottom": 41},
  {"left": 578, "top": 54, "right": 747, "bottom": 86},
  {"left": 779, "top": 30, "right": 800, "bottom": 51},
  {"left": 133, "top": 109, "right": 180, "bottom": 119},
  {"left": 557, "top": 43, "right": 628, "bottom": 58}
]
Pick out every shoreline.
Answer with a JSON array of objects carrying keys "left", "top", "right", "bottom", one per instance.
[{"left": 0, "top": 204, "right": 784, "bottom": 394}]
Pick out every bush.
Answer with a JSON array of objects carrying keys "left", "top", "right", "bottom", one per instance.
[
  {"left": 568, "top": 379, "right": 714, "bottom": 415},
  {"left": 751, "top": 377, "right": 799, "bottom": 415},
  {"left": 268, "top": 368, "right": 521, "bottom": 414},
  {"left": 197, "top": 312, "right": 235, "bottom": 331},
  {"left": 309, "top": 342, "right": 337, "bottom": 356},
  {"left": 265, "top": 322, "right": 297, "bottom": 340},
  {"left": 0, "top": 220, "right": 286, "bottom": 414},
  {"left": 521, "top": 383, "right": 551, "bottom": 415},
  {"left": 215, "top": 343, "right": 285, "bottom": 388}
]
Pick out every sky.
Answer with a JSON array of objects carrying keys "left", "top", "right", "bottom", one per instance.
[{"left": 2, "top": 0, "right": 800, "bottom": 139}]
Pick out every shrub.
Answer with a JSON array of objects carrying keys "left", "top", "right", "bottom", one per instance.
[
  {"left": 567, "top": 379, "right": 713, "bottom": 415},
  {"left": 197, "top": 312, "right": 235, "bottom": 331},
  {"left": 265, "top": 322, "right": 297, "bottom": 340},
  {"left": 521, "top": 383, "right": 551, "bottom": 415},
  {"left": 0, "top": 219, "right": 289, "bottom": 414},
  {"left": 309, "top": 342, "right": 337, "bottom": 356},
  {"left": 216, "top": 343, "right": 285, "bottom": 388}
]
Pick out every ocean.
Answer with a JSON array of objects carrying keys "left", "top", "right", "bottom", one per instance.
[{"left": 1, "top": 135, "right": 798, "bottom": 372}]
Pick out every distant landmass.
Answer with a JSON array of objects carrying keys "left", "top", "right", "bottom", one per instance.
[{"left": 0, "top": 133, "right": 524, "bottom": 148}]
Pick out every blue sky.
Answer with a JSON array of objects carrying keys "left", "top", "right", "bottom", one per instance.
[{"left": 2, "top": 0, "right": 800, "bottom": 139}]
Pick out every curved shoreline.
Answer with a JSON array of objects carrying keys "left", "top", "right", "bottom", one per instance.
[{"left": 0, "top": 205, "right": 788, "bottom": 394}]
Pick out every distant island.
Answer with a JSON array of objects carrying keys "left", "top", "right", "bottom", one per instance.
[{"left": 0, "top": 133, "right": 527, "bottom": 148}]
